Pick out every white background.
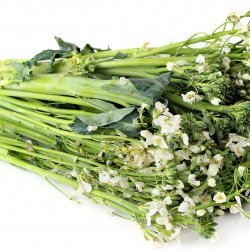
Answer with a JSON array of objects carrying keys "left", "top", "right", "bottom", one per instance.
[{"left": 0, "top": 0, "right": 250, "bottom": 249}]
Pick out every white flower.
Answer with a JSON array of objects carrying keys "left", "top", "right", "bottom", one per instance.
[
  {"left": 196, "top": 209, "right": 206, "bottom": 217},
  {"left": 178, "top": 201, "right": 189, "bottom": 213},
  {"left": 75, "top": 181, "right": 92, "bottom": 195},
  {"left": 70, "top": 169, "right": 78, "bottom": 178},
  {"left": 207, "top": 206, "right": 214, "bottom": 213},
  {"left": 151, "top": 135, "right": 168, "bottom": 148},
  {"left": 216, "top": 209, "right": 225, "bottom": 216},
  {"left": 162, "top": 184, "right": 174, "bottom": 191},
  {"left": 230, "top": 196, "right": 243, "bottom": 214},
  {"left": 140, "top": 130, "right": 152, "bottom": 139},
  {"left": 238, "top": 166, "right": 246, "bottom": 178},
  {"left": 197, "top": 65, "right": 205, "bottom": 74},
  {"left": 208, "top": 154, "right": 223, "bottom": 176},
  {"left": 188, "top": 174, "right": 200, "bottom": 186},
  {"left": 175, "top": 149, "right": 189, "bottom": 161},
  {"left": 152, "top": 148, "right": 174, "bottom": 167},
  {"left": 239, "top": 21, "right": 249, "bottom": 33},
  {"left": 119, "top": 177, "right": 129, "bottom": 189},
  {"left": 154, "top": 114, "right": 181, "bottom": 135},
  {"left": 208, "top": 163, "right": 219, "bottom": 176},
  {"left": 202, "top": 131, "right": 210, "bottom": 140},
  {"left": 99, "top": 171, "right": 110, "bottom": 183},
  {"left": 110, "top": 176, "right": 121, "bottom": 186},
  {"left": 190, "top": 145, "right": 200, "bottom": 153},
  {"left": 151, "top": 188, "right": 161, "bottom": 196},
  {"left": 181, "top": 133, "right": 189, "bottom": 146},
  {"left": 141, "top": 103, "right": 148, "bottom": 109},
  {"left": 163, "top": 196, "right": 173, "bottom": 205},
  {"left": 87, "top": 125, "right": 98, "bottom": 132},
  {"left": 213, "top": 192, "right": 227, "bottom": 203},
  {"left": 81, "top": 181, "right": 92, "bottom": 193},
  {"left": 146, "top": 201, "right": 158, "bottom": 226},
  {"left": 210, "top": 97, "right": 221, "bottom": 106},
  {"left": 176, "top": 180, "right": 184, "bottom": 190},
  {"left": 181, "top": 91, "right": 200, "bottom": 103},
  {"left": 155, "top": 101, "right": 166, "bottom": 112},
  {"left": 208, "top": 178, "right": 216, "bottom": 187},
  {"left": 222, "top": 46, "right": 231, "bottom": 54},
  {"left": 235, "top": 79, "right": 244, "bottom": 86},
  {"left": 213, "top": 154, "right": 224, "bottom": 163},
  {"left": 176, "top": 162, "right": 188, "bottom": 172},
  {"left": 222, "top": 57, "right": 231, "bottom": 71},
  {"left": 166, "top": 62, "right": 177, "bottom": 71},
  {"left": 135, "top": 181, "right": 144, "bottom": 192},
  {"left": 119, "top": 77, "right": 130, "bottom": 85},
  {"left": 242, "top": 73, "right": 250, "bottom": 80},
  {"left": 156, "top": 216, "right": 173, "bottom": 231},
  {"left": 163, "top": 108, "right": 174, "bottom": 117},
  {"left": 132, "top": 150, "right": 149, "bottom": 167},
  {"left": 178, "top": 196, "right": 195, "bottom": 214},
  {"left": 228, "top": 12, "right": 240, "bottom": 23},
  {"left": 170, "top": 227, "right": 181, "bottom": 240},
  {"left": 243, "top": 58, "right": 250, "bottom": 67},
  {"left": 196, "top": 54, "right": 205, "bottom": 64},
  {"left": 226, "top": 133, "right": 250, "bottom": 157}
]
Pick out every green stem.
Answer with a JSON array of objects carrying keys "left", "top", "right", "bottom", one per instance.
[
  {"left": 0, "top": 143, "right": 100, "bottom": 170},
  {"left": 0, "top": 89, "right": 103, "bottom": 111},
  {"left": 132, "top": 30, "right": 238, "bottom": 58},
  {"left": 0, "top": 98, "right": 73, "bottom": 126},
  {"left": 96, "top": 56, "right": 195, "bottom": 69},
  {"left": 4, "top": 74, "right": 150, "bottom": 106},
  {"left": 0, "top": 117, "right": 56, "bottom": 146},
  {"left": 0, "top": 149, "right": 77, "bottom": 188},
  {"left": 0, "top": 135, "right": 104, "bottom": 168},
  {"left": 0, "top": 148, "right": 144, "bottom": 218},
  {"left": 0, "top": 96, "right": 94, "bottom": 116},
  {"left": 97, "top": 67, "right": 156, "bottom": 78},
  {"left": 164, "top": 93, "right": 232, "bottom": 113}
]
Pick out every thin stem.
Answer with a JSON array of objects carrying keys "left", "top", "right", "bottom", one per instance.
[
  {"left": 132, "top": 30, "right": 238, "bottom": 58},
  {"left": 164, "top": 93, "right": 231, "bottom": 113}
]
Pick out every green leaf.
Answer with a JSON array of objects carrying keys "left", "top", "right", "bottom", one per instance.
[
  {"left": 113, "top": 52, "right": 129, "bottom": 59},
  {"left": 81, "top": 44, "right": 95, "bottom": 54},
  {"left": 81, "top": 43, "right": 110, "bottom": 55},
  {"left": 84, "top": 99, "right": 118, "bottom": 112},
  {"left": 28, "top": 37, "right": 80, "bottom": 70},
  {"left": 54, "top": 36, "right": 80, "bottom": 52},
  {"left": 9, "top": 62, "right": 32, "bottom": 82},
  {"left": 102, "top": 81, "right": 141, "bottom": 96},
  {"left": 70, "top": 118, "right": 90, "bottom": 134},
  {"left": 77, "top": 107, "right": 135, "bottom": 127},
  {"left": 105, "top": 110, "right": 141, "bottom": 137},
  {"left": 71, "top": 109, "right": 141, "bottom": 137},
  {"left": 130, "top": 73, "right": 172, "bottom": 102}
]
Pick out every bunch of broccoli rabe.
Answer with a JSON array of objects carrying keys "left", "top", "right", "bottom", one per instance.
[{"left": 0, "top": 12, "right": 249, "bottom": 242}]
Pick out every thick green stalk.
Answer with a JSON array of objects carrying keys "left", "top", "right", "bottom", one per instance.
[
  {"left": 0, "top": 96, "right": 94, "bottom": 116},
  {"left": 0, "top": 98, "right": 73, "bottom": 126},
  {"left": 0, "top": 89, "right": 104, "bottom": 111},
  {"left": 0, "top": 135, "right": 104, "bottom": 168},
  {"left": 0, "top": 143, "right": 102, "bottom": 171},
  {"left": 4, "top": 74, "right": 150, "bottom": 106},
  {"left": 0, "top": 117, "right": 57, "bottom": 146},
  {"left": 96, "top": 56, "right": 195, "bottom": 69}
]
